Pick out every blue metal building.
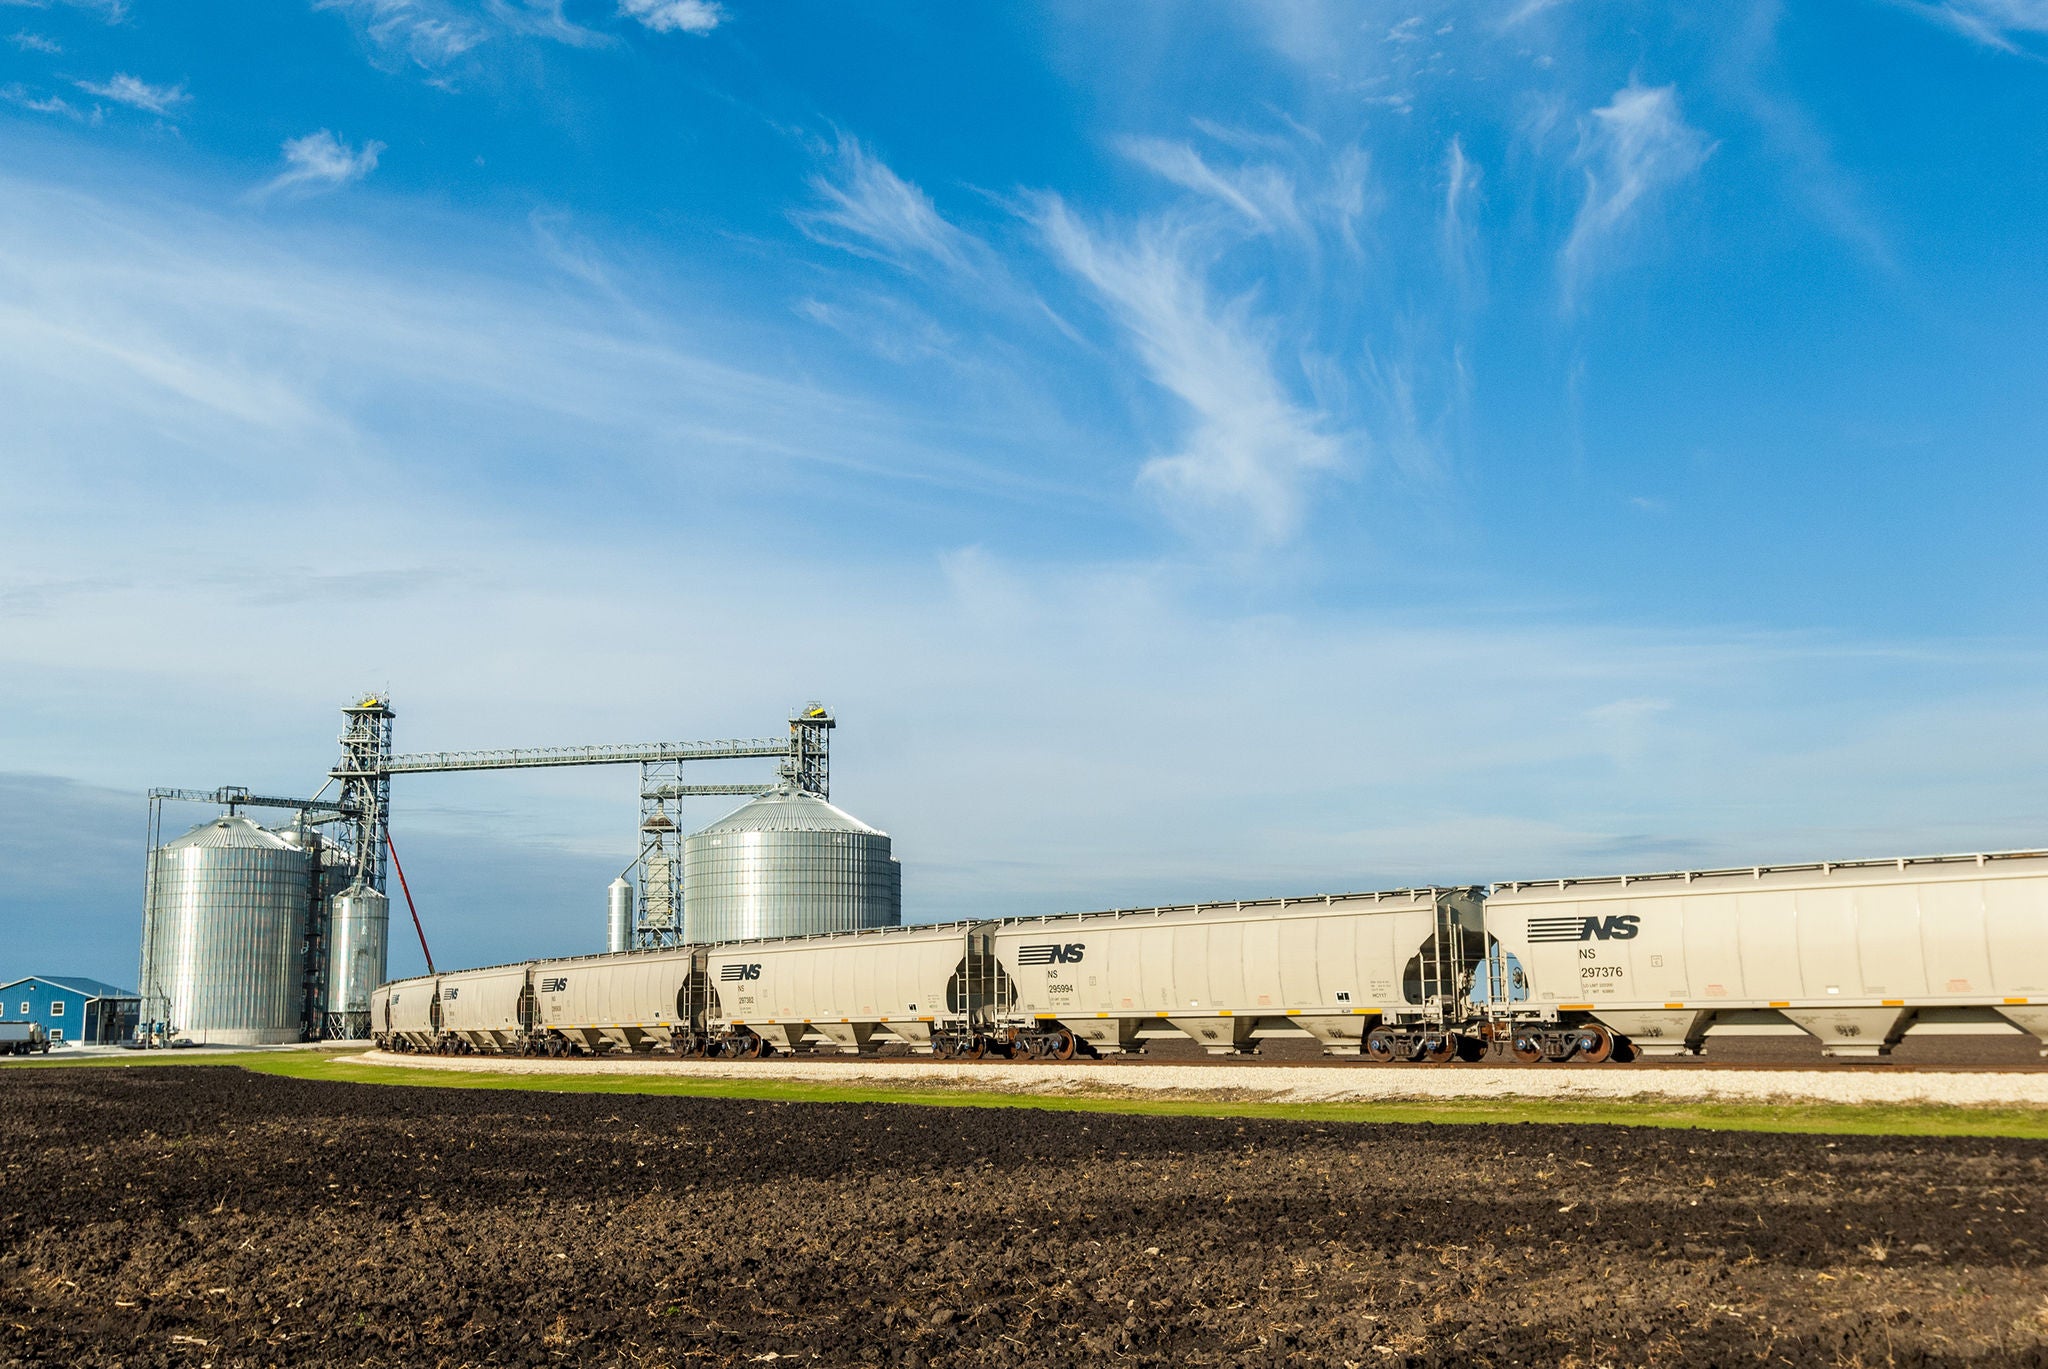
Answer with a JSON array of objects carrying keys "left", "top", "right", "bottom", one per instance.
[{"left": 0, "top": 976, "right": 140, "bottom": 1046}]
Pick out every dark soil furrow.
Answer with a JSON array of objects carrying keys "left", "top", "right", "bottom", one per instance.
[{"left": 3, "top": 1067, "right": 2045, "bottom": 1367}]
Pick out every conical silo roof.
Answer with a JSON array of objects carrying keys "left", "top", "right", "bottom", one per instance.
[
  {"left": 694, "top": 788, "right": 886, "bottom": 837},
  {"left": 162, "top": 814, "right": 297, "bottom": 851}
]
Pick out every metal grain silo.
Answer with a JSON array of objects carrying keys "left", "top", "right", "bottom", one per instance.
[
  {"left": 683, "top": 788, "right": 901, "bottom": 944},
  {"left": 138, "top": 815, "right": 312, "bottom": 1045},
  {"left": 323, "top": 882, "right": 389, "bottom": 1038},
  {"left": 607, "top": 877, "right": 634, "bottom": 953}
]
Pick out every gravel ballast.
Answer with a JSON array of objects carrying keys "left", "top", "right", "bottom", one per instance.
[{"left": 353, "top": 1049, "right": 2048, "bottom": 1107}]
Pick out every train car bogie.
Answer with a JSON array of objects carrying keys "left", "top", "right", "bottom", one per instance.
[
  {"left": 1363, "top": 1024, "right": 1481, "bottom": 1064},
  {"left": 1499, "top": 1022, "right": 1632, "bottom": 1064}
]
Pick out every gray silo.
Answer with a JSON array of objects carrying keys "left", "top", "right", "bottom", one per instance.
[
  {"left": 323, "top": 882, "right": 388, "bottom": 1038},
  {"left": 682, "top": 788, "right": 901, "bottom": 944},
  {"left": 139, "top": 815, "right": 312, "bottom": 1045}
]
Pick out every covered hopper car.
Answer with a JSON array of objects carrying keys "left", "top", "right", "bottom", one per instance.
[
  {"left": 1485, "top": 850, "right": 2048, "bottom": 1061},
  {"left": 370, "top": 848, "right": 2048, "bottom": 1064}
]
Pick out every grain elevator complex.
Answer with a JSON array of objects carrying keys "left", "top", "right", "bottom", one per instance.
[{"left": 136, "top": 699, "right": 897, "bottom": 1045}]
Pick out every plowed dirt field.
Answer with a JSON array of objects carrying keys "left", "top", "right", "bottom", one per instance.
[{"left": 3, "top": 1067, "right": 2045, "bottom": 1367}]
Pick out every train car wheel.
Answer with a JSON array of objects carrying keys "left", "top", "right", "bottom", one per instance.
[
  {"left": 1574, "top": 1024, "right": 1614, "bottom": 1064},
  {"left": 1364, "top": 1027, "right": 1399, "bottom": 1062},
  {"left": 1422, "top": 1032, "right": 1460, "bottom": 1065},
  {"left": 1049, "top": 1028, "right": 1078, "bottom": 1061},
  {"left": 968, "top": 1037, "right": 990, "bottom": 1061},
  {"left": 1510, "top": 1033, "right": 1545, "bottom": 1065}
]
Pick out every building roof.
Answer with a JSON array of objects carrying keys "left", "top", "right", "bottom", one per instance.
[{"left": 0, "top": 975, "right": 138, "bottom": 1000}]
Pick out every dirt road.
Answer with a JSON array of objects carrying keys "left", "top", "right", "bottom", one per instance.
[{"left": 3, "top": 1067, "right": 2044, "bottom": 1366}]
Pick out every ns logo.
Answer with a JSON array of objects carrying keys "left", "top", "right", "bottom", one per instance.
[
  {"left": 1017, "top": 943, "right": 1086, "bottom": 966},
  {"left": 719, "top": 963, "right": 763, "bottom": 982},
  {"left": 1527, "top": 914, "right": 1641, "bottom": 945}
]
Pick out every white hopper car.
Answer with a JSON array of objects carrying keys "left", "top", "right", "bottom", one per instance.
[
  {"left": 988, "top": 889, "right": 1485, "bottom": 1059},
  {"left": 529, "top": 946, "right": 697, "bottom": 1055},
  {"left": 435, "top": 964, "right": 532, "bottom": 1053},
  {"left": 369, "top": 849, "right": 2048, "bottom": 1064},
  {"left": 1486, "top": 850, "right": 2048, "bottom": 1061},
  {"left": 703, "top": 923, "right": 969, "bottom": 1056},
  {"left": 373, "top": 977, "right": 439, "bottom": 1051}
]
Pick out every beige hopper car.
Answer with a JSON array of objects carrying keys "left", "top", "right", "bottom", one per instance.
[{"left": 1485, "top": 851, "right": 2048, "bottom": 1058}]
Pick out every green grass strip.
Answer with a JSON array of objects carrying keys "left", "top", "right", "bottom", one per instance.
[{"left": 8, "top": 1048, "right": 2048, "bottom": 1138}]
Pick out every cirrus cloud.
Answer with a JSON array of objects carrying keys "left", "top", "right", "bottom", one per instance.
[
  {"left": 253, "top": 130, "right": 385, "bottom": 201},
  {"left": 617, "top": 0, "right": 721, "bottom": 35},
  {"left": 73, "top": 72, "right": 186, "bottom": 116},
  {"left": 1561, "top": 83, "right": 1715, "bottom": 310}
]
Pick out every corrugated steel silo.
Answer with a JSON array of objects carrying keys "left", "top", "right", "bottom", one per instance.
[
  {"left": 607, "top": 876, "right": 634, "bottom": 952},
  {"left": 139, "top": 815, "right": 312, "bottom": 1045},
  {"left": 323, "top": 882, "right": 389, "bottom": 1038},
  {"left": 683, "top": 788, "right": 901, "bottom": 944}
]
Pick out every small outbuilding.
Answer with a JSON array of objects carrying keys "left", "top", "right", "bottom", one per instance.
[{"left": 0, "top": 976, "right": 141, "bottom": 1046}]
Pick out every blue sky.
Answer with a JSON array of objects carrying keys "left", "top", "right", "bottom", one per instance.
[{"left": 3, "top": 0, "right": 2046, "bottom": 986}]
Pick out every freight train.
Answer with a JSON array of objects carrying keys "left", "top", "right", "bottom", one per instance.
[{"left": 371, "top": 849, "right": 2048, "bottom": 1064}]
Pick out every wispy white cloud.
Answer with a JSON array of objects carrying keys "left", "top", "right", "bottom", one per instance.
[
  {"left": 316, "top": 0, "right": 702, "bottom": 78},
  {"left": 9, "top": 30, "right": 58, "bottom": 52},
  {"left": 1035, "top": 198, "right": 1348, "bottom": 545},
  {"left": 796, "top": 293, "right": 957, "bottom": 366},
  {"left": 1325, "top": 144, "right": 1371, "bottom": 253},
  {"left": 73, "top": 72, "right": 186, "bottom": 116},
  {"left": 1560, "top": 82, "right": 1714, "bottom": 309},
  {"left": 617, "top": 0, "right": 722, "bottom": 34},
  {"left": 795, "top": 134, "right": 977, "bottom": 275},
  {"left": 1502, "top": 0, "right": 1572, "bottom": 25},
  {"left": 0, "top": 168, "right": 1049, "bottom": 551},
  {"left": 0, "top": 0, "right": 126, "bottom": 21},
  {"left": 1725, "top": 5, "right": 1893, "bottom": 269},
  {"left": 490, "top": 0, "right": 607, "bottom": 46},
  {"left": 1891, "top": 0, "right": 2048, "bottom": 52},
  {"left": 1440, "top": 134, "right": 1482, "bottom": 300},
  {"left": 1, "top": 83, "right": 81, "bottom": 118},
  {"left": 314, "top": 0, "right": 490, "bottom": 73},
  {"left": 253, "top": 131, "right": 385, "bottom": 200},
  {"left": 1119, "top": 137, "right": 1305, "bottom": 240}
]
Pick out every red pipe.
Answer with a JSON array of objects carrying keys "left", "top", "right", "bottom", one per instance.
[{"left": 384, "top": 830, "right": 435, "bottom": 975}]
